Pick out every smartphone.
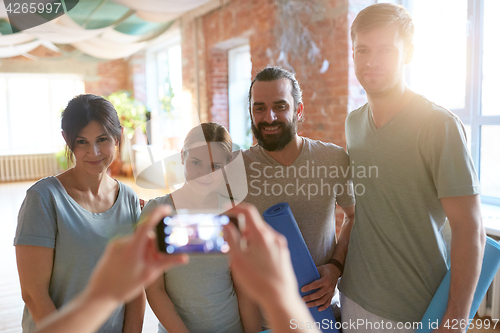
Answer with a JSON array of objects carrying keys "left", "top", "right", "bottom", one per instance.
[{"left": 156, "top": 212, "right": 244, "bottom": 254}]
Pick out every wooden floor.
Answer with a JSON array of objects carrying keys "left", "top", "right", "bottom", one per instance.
[{"left": 0, "top": 178, "right": 498, "bottom": 332}]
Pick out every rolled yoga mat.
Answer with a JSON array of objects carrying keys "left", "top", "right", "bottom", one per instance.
[
  {"left": 263, "top": 202, "right": 339, "bottom": 333},
  {"left": 417, "top": 236, "right": 500, "bottom": 333}
]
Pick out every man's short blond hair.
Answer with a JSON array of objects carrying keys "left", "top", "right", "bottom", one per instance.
[{"left": 351, "top": 3, "right": 414, "bottom": 47}]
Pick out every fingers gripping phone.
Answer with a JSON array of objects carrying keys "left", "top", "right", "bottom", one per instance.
[{"left": 156, "top": 212, "right": 245, "bottom": 254}]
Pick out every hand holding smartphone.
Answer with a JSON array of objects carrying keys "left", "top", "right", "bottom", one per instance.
[{"left": 156, "top": 211, "right": 245, "bottom": 254}]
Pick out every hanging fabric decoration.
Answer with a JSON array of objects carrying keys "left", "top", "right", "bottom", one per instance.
[{"left": 0, "top": 0, "right": 211, "bottom": 60}]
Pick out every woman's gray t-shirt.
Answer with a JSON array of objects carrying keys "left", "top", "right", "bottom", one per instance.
[{"left": 14, "top": 176, "right": 141, "bottom": 333}]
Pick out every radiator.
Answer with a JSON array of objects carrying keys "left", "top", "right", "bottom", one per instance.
[{"left": 0, "top": 153, "right": 59, "bottom": 182}]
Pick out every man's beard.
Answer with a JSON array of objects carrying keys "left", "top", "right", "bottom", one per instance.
[{"left": 252, "top": 115, "right": 297, "bottom": 152}]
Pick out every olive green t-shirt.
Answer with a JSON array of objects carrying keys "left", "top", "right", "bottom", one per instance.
[{"left": 339, "top": 95, "right": 480, "bottom": 323}]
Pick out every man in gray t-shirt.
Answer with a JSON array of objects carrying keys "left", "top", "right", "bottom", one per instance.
[
  {"left": 338, "top": 3, "right": 485, "bottom": 331},
  {"left": 240, "top": 67, "right": 355, "bottom": 316}
]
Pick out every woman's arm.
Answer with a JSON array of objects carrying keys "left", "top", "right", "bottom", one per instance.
[
  {"left": 36, "top": 287, "right": 119, "bottom": 333},
  {"left": 16, "top": 245, "right": 57, "bottom": 325},
  {"left": 145, "top": 275, "right": 189, "bottom": 333},
  {"left": 232, "top": 271, "right": 262, "bottom": 333},
  {"left": 122, "top": 291, "right": 146, "bottom": 333}
]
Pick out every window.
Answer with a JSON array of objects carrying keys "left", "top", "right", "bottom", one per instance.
[
  {"left": 0, "top": 74, "right": 84, "bottom": 155},
  {"left": 145, "top": 35, "right": 184, "bottom": 155},
  {"left": 408, "top": 0, "right": 467, "bottom": 111},
  {"left": 228, "top": 45, "right": 253, "bottom": 149},
  {"left": 139, "top": 34, "right": 191, "bottom": 189},
  {"left": 406, "top": 0, "right": 500, "bottom": 205},
  {"left": 477, "top": 0, "right": 500, "bottom": 203}
]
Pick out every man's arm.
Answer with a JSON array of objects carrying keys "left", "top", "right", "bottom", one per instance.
[
  {"left": 301, "top": 204, "right": 355, "bottom": 310},
  {"left": 435, "top": 194, "right": 485, "bottom": 333},
  {"left": 330, "top": 204, "right": 356, "bottom": 270}
]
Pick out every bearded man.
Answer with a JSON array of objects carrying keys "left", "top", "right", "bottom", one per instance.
[{"left": 240, "top": 67, "right": 355, "bottom": 325}]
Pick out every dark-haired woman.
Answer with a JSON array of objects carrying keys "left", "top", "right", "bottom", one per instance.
[{"left": 14, "top": 94, "right": 144, "bottom": 333}]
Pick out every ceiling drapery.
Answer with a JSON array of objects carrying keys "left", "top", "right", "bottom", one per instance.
[
  {"left": 0, "top": 0, "right": 212, "bottom": 59},
  {"left": 113, "top": 0, "right": 212, "bottom": 21}
]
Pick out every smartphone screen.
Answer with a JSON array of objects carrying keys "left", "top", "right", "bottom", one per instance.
[{"left": 156, "top": 213, "right": 237, "bottom": 254}]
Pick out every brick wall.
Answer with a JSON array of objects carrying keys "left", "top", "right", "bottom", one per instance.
[
  {"left": 181, "top": 16, "right": 207, "bottom": 123},
  {"left": 207, "top": 49, "right": 229, "bottom": 128},
  {"left": 287, "top": 0, "right": 351, "bottom": 149},
  {"left": 176, "top": 0, "right": 377, "bottom": 233},
  {"left": 181, "top": 0, "right": 358, "bottom": 147},
  {"left": 348, "top": 0, "right": 375, "bottom": 111},
  {"left": 208, "top": 0, "right": 275, "bottom": 130},
  {"left": 129, "top": 51, "right": 147, "bottom": 104},
  {"left": 84, "top": 59, "right": 130, "bottom": 97},
  {"left": 181, "top": 0, "right": 277, "bottom": 126}
]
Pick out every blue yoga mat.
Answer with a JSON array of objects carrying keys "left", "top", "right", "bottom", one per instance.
[
  {"left": 417, "top": 236, "right": 500, "bottom": 332},
  {"left": 263, "top": 202, "right": 339, "bottom": 333}
]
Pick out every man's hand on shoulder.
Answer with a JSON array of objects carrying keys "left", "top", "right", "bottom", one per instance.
[{"left": 300, "top": 263, "right": 340, "bottom": 311}]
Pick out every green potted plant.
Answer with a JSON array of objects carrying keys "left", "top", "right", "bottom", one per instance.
[
  {"left": 106, "top": 91, "right": 147, "bottom": 139},
  {"left": 106, "top": 91, "right": 147, "bottom": 177}
]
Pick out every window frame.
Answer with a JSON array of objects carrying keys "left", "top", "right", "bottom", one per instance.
[
  {"left": 403, "top": 0, "right": 500, "bottom": 205},
  {"left": 145, "top": 34, "right": 182, "bottom": 123},
  {"left": 145, "top": 31, "right": 182, "bottom": 148},
  {"left": 466, "top": 0, "right": 500, "bottom": 205},
  {"left": 228, "top": 44, "right": 253, "bottom": 149}
]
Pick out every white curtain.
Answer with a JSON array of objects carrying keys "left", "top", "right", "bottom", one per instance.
[
  {"left": 0, "top": 40, "right": 41, "bottom": 58},
  {"left": 72, "top": 37, "right": 146, "bottom": 60},
  {"left": 24, "top": 17, "right": 112, "bottom": 44},
  {"left": 0, "top": 33, "right": 34, "bottom": 46}
]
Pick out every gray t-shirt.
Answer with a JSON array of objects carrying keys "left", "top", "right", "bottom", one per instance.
[
  {"left": 242, "top": 137, "right": 355, "bottom": 266},
  {"left": 141, "top": 195, "right": 243, "bottom": 333},
  {"left": 14, "top": 176, "right": 140, "bottom": 333},
  {"left": 339, "top": 95, "right": 480, "bottom": 323}
]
